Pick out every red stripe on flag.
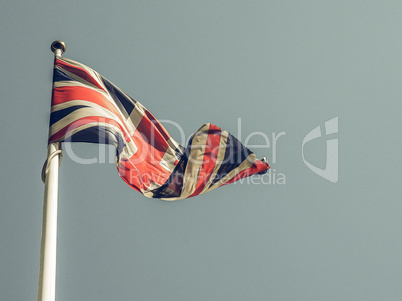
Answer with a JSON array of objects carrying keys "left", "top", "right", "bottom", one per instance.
[
  {"left": 128, "top": 125, "right": 167, "bottom": 165},
  {"left": 135, "top": 114, "right": 169, "bottom": 153},
  {"left": 48, "top": 116, "right": 131, "bottom": 143},
  {"left": 52, "top": 86, "right": 132, "bottom": 137},
  {"left": 120, "top": 122, "right": 169, "bottom": 180},
  {"left": 118, "top": 157, "right": 170, "bottom": 193},
  {"left": 117, "top": 117, "right": 174, "bottom": 191},
  {"left": 55, "top": 58, "right": 106, "bottom": 92},
  {"left": 117, "top": 133, "right": 172, "bottom": 192},
  {"left": 144, "top": 110, "right": 170, "bottom": 141},
  {"left": 189, "top": 124, "right": 222, "bottom": 197}
]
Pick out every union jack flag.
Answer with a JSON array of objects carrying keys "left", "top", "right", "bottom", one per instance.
[{"left": 49, "top": 57, "right": 269, "bottom": 200}]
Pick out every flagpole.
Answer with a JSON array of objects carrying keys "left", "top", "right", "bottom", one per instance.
[{"left": 37, "top": 41, "right": 66, "bottom": 301}]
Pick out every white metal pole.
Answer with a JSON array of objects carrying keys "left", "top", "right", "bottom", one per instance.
[{"left": 37, "top": 41, "right": 66, "bottom": 301}]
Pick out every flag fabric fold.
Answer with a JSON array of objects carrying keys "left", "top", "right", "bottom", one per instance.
[{"left": 49, "top": 57, "right": 269, "bottom": 200}]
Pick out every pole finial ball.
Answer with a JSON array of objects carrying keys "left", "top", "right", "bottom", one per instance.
[{"left": 51, "top": 41, "right": 66, "bottom": 55}]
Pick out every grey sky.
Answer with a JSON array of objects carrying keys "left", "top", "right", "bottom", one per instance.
[{"left": 1, "top": 1, "right": 402, "bottom": 300}]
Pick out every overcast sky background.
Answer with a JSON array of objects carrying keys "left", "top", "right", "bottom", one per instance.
[{"left": 1, "top": 1, "right": 402, "bottom": 300}]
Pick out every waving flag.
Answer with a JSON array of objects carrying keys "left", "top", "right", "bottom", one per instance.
[{"left": 49, "top": 57, "right": 269, "bottom": 200}]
